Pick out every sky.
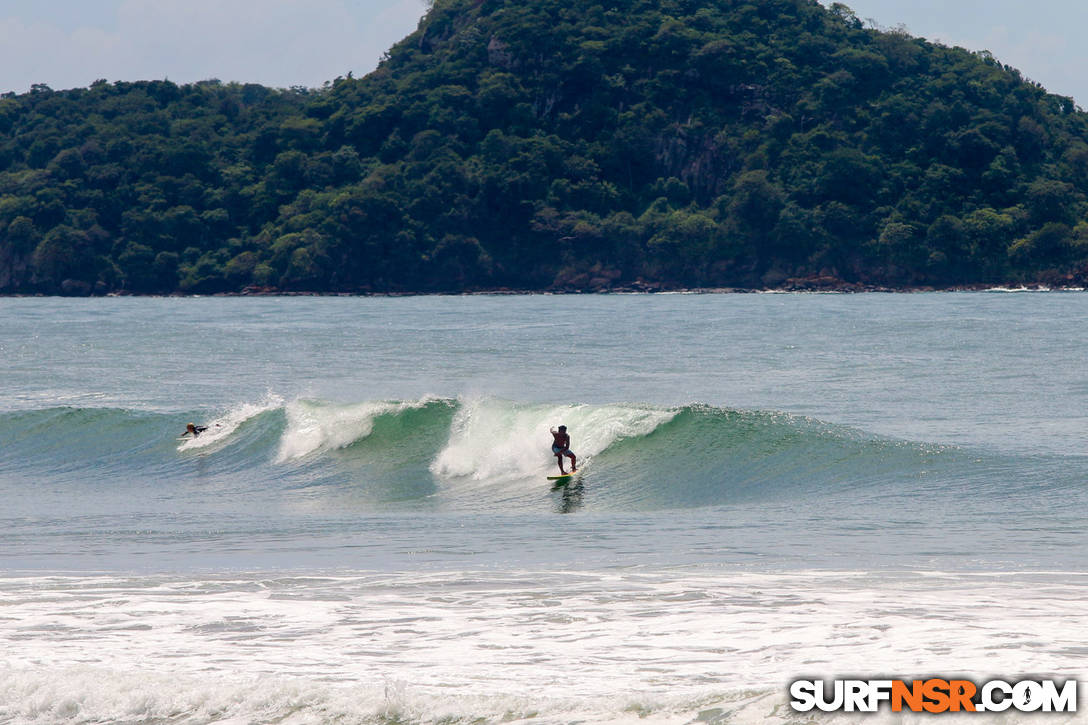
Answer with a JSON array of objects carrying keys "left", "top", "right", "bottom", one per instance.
[
  {"left": 0, "top": 0, "right": 1085, "bottom": 106},
  {"left": 0, "top": 0, "right": 429, "bottom": 93},
  {"left": 839, "top": 0, "right": 1086, "bottom": 105}
]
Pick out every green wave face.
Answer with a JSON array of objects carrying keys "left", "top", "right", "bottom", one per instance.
[{"left": 0, "top": 397, "right": 1073, "bottom": 514}]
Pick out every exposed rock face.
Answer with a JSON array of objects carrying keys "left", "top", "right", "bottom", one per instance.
[{"left": 487, "top": 35, "right": 515, "bottom": 69}]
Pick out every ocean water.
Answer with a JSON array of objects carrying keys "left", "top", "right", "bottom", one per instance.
[{"left": 1, "top": 293, "right": 1086, "bottom": 724}]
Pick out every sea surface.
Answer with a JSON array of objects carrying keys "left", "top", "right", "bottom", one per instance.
[{"left": 1, "top": 292, "right": 1086, "bottom": 724}]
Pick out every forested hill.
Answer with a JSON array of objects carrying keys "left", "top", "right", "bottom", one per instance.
[{"left": 4, "top": 0, "right": 1088, "bottom": 295}]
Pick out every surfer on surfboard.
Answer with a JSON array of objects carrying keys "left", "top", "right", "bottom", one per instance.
[
  {"left": 181, "top": 422, "right": 209, "bottom": 438},
  {"left": 550, "top": 425, "right": 577, "bottom": 474}
]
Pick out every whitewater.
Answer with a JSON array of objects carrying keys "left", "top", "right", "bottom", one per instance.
[{"left": 1, "top": 293, "right": 1086, "bottom": 724}]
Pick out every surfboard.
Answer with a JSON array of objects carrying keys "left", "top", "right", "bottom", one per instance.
[{"left": 546, "top": 471, "right": 577, "bottom": 481}]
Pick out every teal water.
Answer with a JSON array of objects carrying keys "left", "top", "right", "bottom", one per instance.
[
  {"left": 1, "top": 293, "right": 1086, "bottom": 724},
  {"left": 5, "top": 292, "right": 1088, "bottom": 451}
]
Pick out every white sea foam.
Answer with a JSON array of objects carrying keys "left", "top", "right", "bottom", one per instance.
[
  {"left": 1, "top": 570, "right": 1085, "bottom": 724},
  {"left": 177, "top": 394, "right": 284, "bottom": 451},
  {"left": 984, "top": 285, "right": 1054, "bottom": 292},
  {"left": 429, "top": 397, "right": 676, "bottom": 485},
  {"left": 276, "top": 397, "right": 434, "bottom": 462}
]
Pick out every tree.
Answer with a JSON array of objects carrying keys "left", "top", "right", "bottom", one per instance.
[
  {"left": 2, "top": 0, "right": 1088, "bottom": 294},
  {"left": 31, "top": 226, "right": 94, "bottom": 291}
]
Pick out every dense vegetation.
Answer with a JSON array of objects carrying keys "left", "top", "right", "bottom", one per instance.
[{"left": 5, "top": 0, "right": 1088, "bottom": 294}]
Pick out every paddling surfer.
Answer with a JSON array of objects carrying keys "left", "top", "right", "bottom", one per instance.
[
  {"left": 550, "top": 425, "right": 577, "bottom": 474},
  {"left": 181, "top": 422, "right": 209, "bottom": 438}
]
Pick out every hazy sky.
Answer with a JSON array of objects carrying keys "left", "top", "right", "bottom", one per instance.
[
  {"left": 1, "top": 1, "right": 1085, "bottom": 105},
  {"left": 841, "top": 0, "right": 1086, "bottom": 104},
  {"left": 0, "top": 0, "right": 428, "bottom": 93}
]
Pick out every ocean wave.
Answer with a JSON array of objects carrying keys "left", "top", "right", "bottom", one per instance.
[
  {"left": 276, "top": 397, "right": 442, "bottom": 462},
  {"left": 430, "top": 398, "right": 677, "bottom": 482},
  {"left": 177, "top": 394, "right": 284, "bottom": 452},
  {"left": 0, "top": 397, "right": 1074, "bottom": 511},
  {"left": 4, "top": 570, "right": 1085, "bottom": 724},
  {"left": 0, "top": 662, "right": 778, "bottom": 725}
]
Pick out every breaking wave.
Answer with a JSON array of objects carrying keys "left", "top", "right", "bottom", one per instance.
[{"left": 1, "top": 396, "right": 1078, "bottom": 512}]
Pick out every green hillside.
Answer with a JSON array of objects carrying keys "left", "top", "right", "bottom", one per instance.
[{"left": 4, "top": 0, "right": 1088, "bottom": 294}]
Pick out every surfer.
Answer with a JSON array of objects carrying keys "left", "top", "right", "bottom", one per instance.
[
  {"left": 181, "top": 422, "right": 209, "bottom": 438},
  {"left": 550, "top": 425, "right": 577, "bottom": 474}
]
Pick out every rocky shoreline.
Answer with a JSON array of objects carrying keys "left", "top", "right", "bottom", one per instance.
[
  {"left": 8, "top": 284, "right": 1078, "bottom": 298},
  {"left": 3, "top": 274, "right": 1085, "bottom": 298}
]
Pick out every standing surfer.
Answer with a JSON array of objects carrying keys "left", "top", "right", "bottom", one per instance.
[{"left": 550, "top": 425, "right": 577, "bottom": 474}]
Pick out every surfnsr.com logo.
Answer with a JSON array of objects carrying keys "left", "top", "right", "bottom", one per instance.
[{"left": 789, "top": 679, "right": 1077, "bottom": 713}]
